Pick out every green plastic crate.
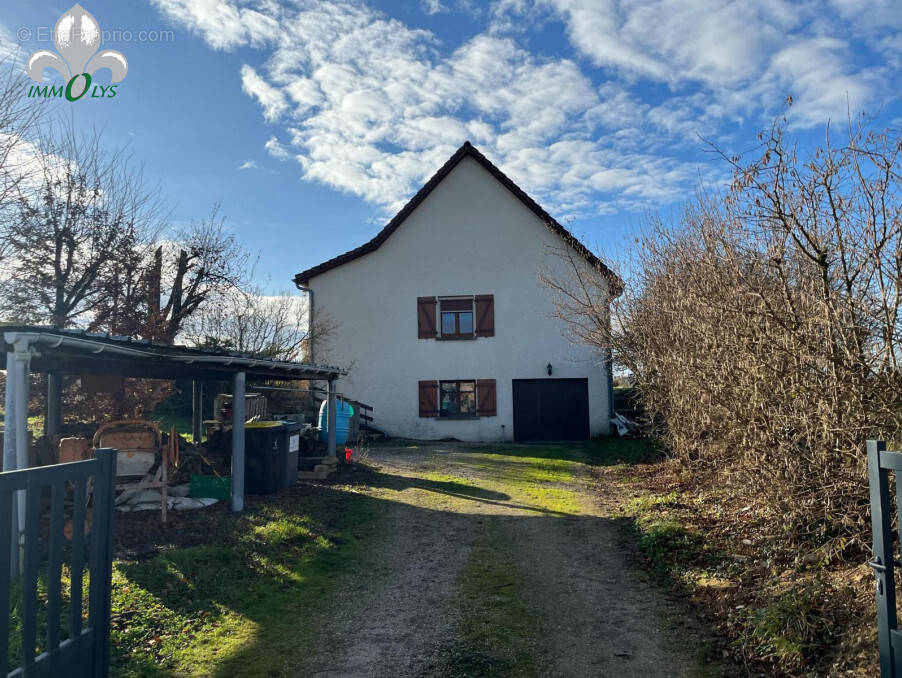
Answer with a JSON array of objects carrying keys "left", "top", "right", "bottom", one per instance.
[{"left": 190, "top": 475, "right": 231, "bottom": 500}]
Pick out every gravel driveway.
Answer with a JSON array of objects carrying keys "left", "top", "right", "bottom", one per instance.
[{"left": 301, "top": 443, "right": 723, "bottom": 678}]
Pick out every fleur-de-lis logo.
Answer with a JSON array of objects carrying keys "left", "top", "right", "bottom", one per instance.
[{"left": 25, "top": 4, "right": 127, "bottom": 84}]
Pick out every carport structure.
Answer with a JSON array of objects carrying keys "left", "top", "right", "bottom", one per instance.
[{"left": 1, "top": 325, "right": 346, "bottom": 515}]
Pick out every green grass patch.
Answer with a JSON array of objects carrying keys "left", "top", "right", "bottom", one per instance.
[
  {"left": 444, "top": 451, "right": 583, "bottom": 515},
  {"left": 110, "top": 484, "right": 385, "bottom": 677},
  {"left": 744, "top": 578, "right": 846, "bottom": 670},
  {"left": 624, "top": 491, "right": 680, "bottom": 514},
  {"left": 636, "top": 519, "right": 702, "bottom": 565},
  {"left": 585, "top": 437, "right": 661, "bottom": 466},
  {"left": 618, "top": 488, "right": 711, "bottom": 579},
  {"left": 438, "top": 522, "right": 546, "bottom": 677},
  {"left": 6, "top": 567, "right": 89, "bottom": 674}
]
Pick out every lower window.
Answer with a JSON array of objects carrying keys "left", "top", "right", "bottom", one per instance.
[{"left": 440, "top": 380, "right": 476, "bottom": 417}]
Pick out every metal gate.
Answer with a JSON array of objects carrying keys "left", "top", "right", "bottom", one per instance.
[
  {"left": 868, "top": 440, "right": 902, "bottom": 676},
  {"left": 2, "top": 448, "right": 117, "bottom": 678}
]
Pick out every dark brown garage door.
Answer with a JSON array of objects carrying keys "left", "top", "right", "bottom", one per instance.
[{"left": 512, "top": 378, "right": 590, "bottom": 442}]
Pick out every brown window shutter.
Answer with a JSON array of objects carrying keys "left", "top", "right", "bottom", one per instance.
[
  {"left": 476, "top": 379, "right": 497, "bottom": 416},
  {"left": 417, "top": 297, "right": 437, "bottom": 338},
  {"left": 418, "top": 380, "right": 438, "bottom": 417},
  {"left": 475, "top": 295, "right": 494, "bottom": 337}
]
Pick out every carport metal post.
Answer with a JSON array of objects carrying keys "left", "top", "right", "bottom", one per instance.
[
  {"left": 231, "top": 371, "right": 246, "bottom": 512},
  {"left": 46, "top": 371, "right": 61, "bottom": 439},
  {"left": 192, "top": 381, "right": 202, "bottom": 443},
  {"left": 327, "top": 377, "right": 337, "bottom": 459}
]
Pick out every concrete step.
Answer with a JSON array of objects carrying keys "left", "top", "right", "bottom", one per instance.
[
  {"left": 313, "top": 464, "right": 333, "bottom": 474},
  {"left": 320, "top": 456, "right": 338, "bottom": 466}
]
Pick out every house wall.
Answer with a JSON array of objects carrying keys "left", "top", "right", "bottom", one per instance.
[{"left": 309, "top": 156, "right": 612, "bottom": 442}]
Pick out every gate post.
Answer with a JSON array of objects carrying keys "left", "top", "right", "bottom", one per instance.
[
  {"left": 92, "top": 448, "right": 117, "bottom": 678},
  {"left": 3, "top": 352, "right": 17, "bottom": 578},
  {"left": 868, "top": 440, "right": 897, "bottom": 677}
]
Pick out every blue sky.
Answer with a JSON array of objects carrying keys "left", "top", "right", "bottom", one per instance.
[{"left": 3, "top": 0, "right": 901, "bottom": 292}]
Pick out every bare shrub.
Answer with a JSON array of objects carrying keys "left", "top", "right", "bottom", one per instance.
[{"left": 547, "top": 114, "right": 902, "bottom": 556}]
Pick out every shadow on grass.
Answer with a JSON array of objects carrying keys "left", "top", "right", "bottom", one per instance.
[
  {"left": 363, "top": 469, "right": 578, "bottom": 517},
  {"left": 360, "top": 469, "right": 511, "bottom": 502},
  {"left": 111, "top": 483, "right": 635, "bottom": 677},
  {"left": 109, "top": 461, "right": 588, "bottom": 677},
  {"left": 109, "top": 442, "right": 692, "bottom": 678},
  {"left": 473, "top": 436, "right": 663, "bottom": 468},
  {"left": 110, "top": 477, "right": 390, "bottom": 677}
]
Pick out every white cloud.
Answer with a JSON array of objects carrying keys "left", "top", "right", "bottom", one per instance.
[
  {"left": 153, "top": 0, "right": 896, "bottom": 220},
  {"left": 151, "top": 0, "right": 279, "bottom": 50},
  {"left": 238, "top": 159, "right": 258, "bottom": 170},
  {"left": 155, "top": 1, "right": 649, "bottom": 213},
  {"left": 0, "top": 24, "right": 21, "bottom": 64},
  {"left": 502, "top": 0, "right": 796, "bottom": 87},
  {"left": 763, "top": 38, "right": 880, "bottom": 127},
  {"left": 240, "top": 64, "right": 289, "bottom": 121},
  {"left": 500, "top": 0, "right": 890, "bottom": 128},
  {"left": 422, "top": 0, "right": 447, "bottom": 15},
  {"left": 264, "top": 136, "right": 292, "bottom": 160}
]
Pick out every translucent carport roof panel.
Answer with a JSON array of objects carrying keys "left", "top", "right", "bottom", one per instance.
[{"left": 1, "top": 326, "right": 346, "bottom": 382}]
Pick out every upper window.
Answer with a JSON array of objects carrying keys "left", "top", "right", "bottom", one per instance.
[
  {"left": 440, "top": 298, "right": 474, "bottom": 338},
  {"left": 440, "top": 380, "right": 476, "bottom": 417}
]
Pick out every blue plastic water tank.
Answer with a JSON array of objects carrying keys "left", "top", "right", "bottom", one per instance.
[{"left": 318, "top": 399, "right": 354, "bottom": 445}]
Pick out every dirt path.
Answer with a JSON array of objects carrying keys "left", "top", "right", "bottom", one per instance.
[{"left": 303, "top": 444, "right": 721, "bottom": 677}]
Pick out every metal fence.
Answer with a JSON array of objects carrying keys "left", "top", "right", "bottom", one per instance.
[
  {"left": 1, "top": 448, "right": 116, "bottom": 678},
  {"left": 357, "top": 402, "right": 374, "bottom": 433},
  {"left": 868, "top": 440, "right": 902, "bottom": 677}
]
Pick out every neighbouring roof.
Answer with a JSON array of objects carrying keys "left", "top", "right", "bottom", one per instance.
[
  {"left": 1, "top": 325, "right": 345, "bottom": 381},
  {"left": 293, "top": 141, "right": 622, "bottom": 293}
]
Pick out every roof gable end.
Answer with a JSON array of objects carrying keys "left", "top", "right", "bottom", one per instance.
[{"left": 293, "top": 142, "right": 621, "bottom": 292}]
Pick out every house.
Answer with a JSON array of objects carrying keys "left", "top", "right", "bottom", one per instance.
[{"left": 294, "top": 142, "right": 620, "bottom": 442}]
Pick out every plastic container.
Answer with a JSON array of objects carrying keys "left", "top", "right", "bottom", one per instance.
[
  {"left": 245, "top": 421, "right": 288, "bottom": 494},
  {"left": 317, "top": 400, "right": 354, "bottom": 446},
  {"left": 282, "top": 422, "right": 301, "bottom": 488},
  {"left": 190, "top": 475, "right": 231, "bottom": 500}
]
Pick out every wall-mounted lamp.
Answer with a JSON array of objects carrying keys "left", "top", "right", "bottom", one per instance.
[{"left": 546, "top": 363, "right": 553, "bottom": 376}]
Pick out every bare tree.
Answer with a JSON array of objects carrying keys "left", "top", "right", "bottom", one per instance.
[
  {"left": 0, "top": 57, "right": 49, "bottom": 259},
  {"left": 0, "top": 125, "right": 159, "bottom": 327},
  {"left": 184, "top": 284, "right": 335, "bottom": 362},
  {"left": 539, "top": 242, "right": 616, "bottom": 360},
  {"left": 145, "top": 205, "right": 251, "bottom": 343}
]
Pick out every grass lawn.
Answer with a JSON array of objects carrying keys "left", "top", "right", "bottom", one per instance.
[
  {"left": 110, "top": 479, "right": 386, "bottom": 677},
  {"left": 109, "top": 437, "right": 699, "bottom": 677}
]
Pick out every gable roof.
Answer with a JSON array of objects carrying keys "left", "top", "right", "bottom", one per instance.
[{"left": 293, "top": 141, "right": 622, "bottom": 293}]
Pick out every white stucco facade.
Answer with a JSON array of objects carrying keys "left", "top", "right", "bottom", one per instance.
[{"left": 306, "top": 153, "right": 613, "bottom": 442}]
